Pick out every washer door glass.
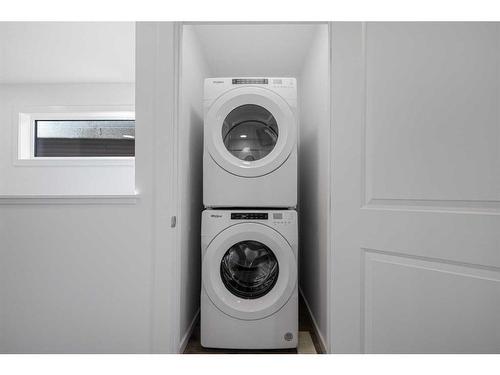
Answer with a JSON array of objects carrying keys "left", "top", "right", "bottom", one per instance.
[
  {"left": 222, "top": 104, "right": 278, "bottom": 162},
  {"left": 220, "top": 240, "right": 279, "bottom": 299}
]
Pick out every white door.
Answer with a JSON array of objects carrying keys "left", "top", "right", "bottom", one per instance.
[
  {"left": 330, "top": 22, "right": 500, "bottom": 353},
  {"left": 205, "top": 87, "right": 296, "bottom": 177}
]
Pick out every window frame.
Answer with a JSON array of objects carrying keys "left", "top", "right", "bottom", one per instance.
[{"left": 14, "top": 106, "right": 135, "bottom": 167}]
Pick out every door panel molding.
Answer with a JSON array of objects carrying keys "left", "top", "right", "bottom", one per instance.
[
  {"left": 363, "top": 249, "right": 500, "bottom": 353},
  {"left": 362, "top": 22, "right": 500, "bottom": 209},
  {"left": 363, "top": 198, "right": 500, "bottom": 215}
]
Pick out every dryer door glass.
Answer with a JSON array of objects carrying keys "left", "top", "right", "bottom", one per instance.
[
  {"left": 222, "top": 105, "right": 278, "bottom": 162},
  {"left": 220, "top": 240, "right": 279, "bottom": 299}
]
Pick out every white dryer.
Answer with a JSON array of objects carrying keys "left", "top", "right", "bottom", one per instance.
[
  {"left": 201, "top": 209, "right": 298, "bottom": 349},
  {"left": 203, "top": 77, "right": 298, "bottom": 208}
]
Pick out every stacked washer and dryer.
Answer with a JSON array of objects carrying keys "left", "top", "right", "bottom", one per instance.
[{"left": 201, "top": 77, "right": 299, "bottom": 349}]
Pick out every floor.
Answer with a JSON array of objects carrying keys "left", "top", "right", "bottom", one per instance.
[{"left": 183, "top": 295, "right": 323, "bottom": 354}]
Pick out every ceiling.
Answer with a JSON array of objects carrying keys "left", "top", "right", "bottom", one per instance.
[
  {"left": 191, "top": 24, "right": 323, "bottom": 77},
  {"left": 0, "top": 22, "right": 135, "bottom": 84}
]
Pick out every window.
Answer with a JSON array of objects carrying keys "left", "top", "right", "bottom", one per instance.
[
  {"left": 35, "top": 120, "right": 135, "bottom": 157},
  {"left": 16, "top": 107, "right": 135, "bottom": 166}
]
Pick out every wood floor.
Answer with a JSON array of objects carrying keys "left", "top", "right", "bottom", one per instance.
[{"left": 183, "top": 295, "right": 323, "bottom": 354}]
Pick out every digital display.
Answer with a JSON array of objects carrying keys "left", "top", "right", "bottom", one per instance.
[
  {"left": 232, "top": 78, "right": 268, "bottom": 85},
  {"left": 231, "top": 213, "right": 268, "bottom": 220}
]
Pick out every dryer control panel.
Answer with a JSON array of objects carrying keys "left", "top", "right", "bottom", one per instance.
[
  {"left": 204, "top": 77, "right": 297, "bottom": 102},
  {"left": 230, "top": 77, "right": 295, "bottom": 88},
  {"left": 232, "top": 78, "right": 268, "bottom": 85},
  {"left": 231, "top": 212, "right": 268, "bottom": 220}
]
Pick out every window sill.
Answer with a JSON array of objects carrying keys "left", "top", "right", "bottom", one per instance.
[
  {"left": 0, "top": 194, "right": 140, "bottom": 205},
  {"left": 13, "top": 157, "right": 135, "bottom": 167}
]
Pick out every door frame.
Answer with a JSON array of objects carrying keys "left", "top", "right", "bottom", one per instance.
[
  {"left": 137, "top": 21, "right": 183, "bottom": 354},
  {"left": 328, "top": 21, "right": 362, "bottom": 353}
]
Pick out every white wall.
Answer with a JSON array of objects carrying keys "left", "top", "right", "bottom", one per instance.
[
  {"left": 192, "top": 24, "right": 318, "bottom": 77},
  {"left": 178, "top": 26, "right": 212, "bottom": 350},
  {"left": 0, "top": 83, "right": 135, "bottom": 195},
  {"left": 0, "top": 202, "right": 153, "bottom": 353},
  {"left": 0, "top": 22, "right": 134, "bottom": 84},
  {"left": 297, "top": 25, "right": 330, "bottom": 352}
]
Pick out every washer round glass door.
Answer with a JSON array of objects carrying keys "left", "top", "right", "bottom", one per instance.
[
  {"left": 205, "top": 86, "right": 296, "bottom": 178},
  {"left": 203, "top": 223, "right": 296, "bottom": 320},
  {"left": 220, "top": 240, "right": 279, "bottom": 299}
]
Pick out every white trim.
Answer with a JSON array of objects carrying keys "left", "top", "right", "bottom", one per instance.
[
  {"left": 299, "top": 287, "right": 327, "bottom": 354},
  {"left": 147, "top": 21, "right": 182, "bottom": 354},
  {"left": 13, "top": 105, "right": 135, "bottom": 167},
  {"left": 0, "top": 193, "right": 139, "bottom": 205},
  {"left": 14, "top": 157, "right": 135, "bottom": 167},
  {"left": 178, "top": 309, "right": 200, "bottom": 354},
  {"left": 171, "top": 21, "right": 183, "bottom": 353},
  {"left": 327, "top": 21, "right": 334, "bottom": 355}
]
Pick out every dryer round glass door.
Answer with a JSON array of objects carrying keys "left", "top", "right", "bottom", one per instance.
[
  {"left": 220, "top": 240, "right": 279, "bottom": 299},
  {"left": 222, "top": 105, "right": 279, "bottom": 162},
  {"left": 203, "top": 222, "right": 297, "bottom": 321},
  {"left": 205, "top": 86, "right": 296, "bottom": 178}
]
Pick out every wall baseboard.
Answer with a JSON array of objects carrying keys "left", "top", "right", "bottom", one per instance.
[
  {"left": 299, "top": 287, "right": 328, "bottom": 354},
  {"left": 178, "top": 308, "right": 200, "bottom": 354}
]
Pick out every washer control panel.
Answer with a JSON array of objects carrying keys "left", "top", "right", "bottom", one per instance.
[{"left": 272, "top": 212, "right": 293, "bottom": 225}]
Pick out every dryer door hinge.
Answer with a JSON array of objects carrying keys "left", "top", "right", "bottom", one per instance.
[{"left": 170, "top": 215, "right": 177, "bottom": 228}]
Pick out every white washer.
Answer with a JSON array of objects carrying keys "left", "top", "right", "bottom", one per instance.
[
  {"left": 203, "top": 77, "right": 298, "bottom": 208},
  {"left": 201, "top": 209, "right": 298, "bottom": 349}
]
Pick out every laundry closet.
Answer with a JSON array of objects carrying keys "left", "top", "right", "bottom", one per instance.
[{"left": 171, "top": 23, "right": 331, "bottom": 352}]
